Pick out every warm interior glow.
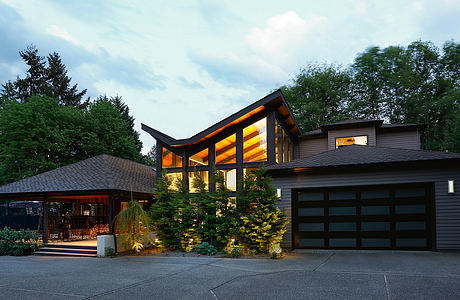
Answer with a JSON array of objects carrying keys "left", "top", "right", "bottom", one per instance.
[
  {"left": 162, "top": 147, "right": 183, "bottom": 168},
  {"left": 188, "top": 171, "right": 209, "bottom": 193},
  {"left": 275, "top": 120, "right": 293, "bottom": 163},
  {"left": 215, "top": 134, "right": 236, "bottom": 164},
  {"left": 191, "top": 106, "right": 265, "bottom": 145},
  {"left": 243, "top": 118, "right": 267, "bottom": 163},
  {"left": 166, "top": 172, "right": 183, "bottom": 190},
  {"left": 189, "top": 148, "right": 209, "bottom": 166},
  {"left": 218, "top": 169, "right": 237, "bottom": 191},
  {"left": 336, "top": 136, "right": 368, "bottom": 148}
]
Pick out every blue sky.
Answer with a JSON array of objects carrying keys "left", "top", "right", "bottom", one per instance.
[{"left": 1, "top": 0, "right": 459, "bottom": 153}]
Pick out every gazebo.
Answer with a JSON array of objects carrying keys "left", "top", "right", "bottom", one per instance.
[{"left": 0, "top": 154, "right": 156, "bottom": 243}]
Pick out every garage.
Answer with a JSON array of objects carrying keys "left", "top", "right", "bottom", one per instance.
[{"left": 292, "top": 183, "right": 435, "bottom": 250}]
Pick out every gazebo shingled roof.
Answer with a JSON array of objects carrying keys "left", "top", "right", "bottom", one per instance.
[{"left": 0, "top": 154, "right": 156, "bottom": 196}]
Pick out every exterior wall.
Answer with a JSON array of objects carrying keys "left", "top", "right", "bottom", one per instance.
[
  {"left": 295, "top": 137, "right": 328, "bottom": 159},
  {"left": 272, "top": 167, "right": 460, "bottom": 250},
  {"left": 327, "top": 127, "right": 376, "bottom": 150},
  {"left": 377, "top": 130, "right": 421, "bottom": 150}
]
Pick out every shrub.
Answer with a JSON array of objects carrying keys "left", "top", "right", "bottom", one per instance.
[
  {"left": 236, "top": 168, "right": 288, "bottom": 255},
  {"left": 192, "top": 242, "right": 217, "bottom": 256},
  {"left": 180, "top": 228, "right": 202, "bottom": 252},
  {"left": 223, "top": 245, "right": 244, "bottom": 257},
  {"left": 0, "top": 227, "right": 39, "bottom": 256},
  {"left": 105, "top": 247, "right": 115, "bottom": 257},
  {"left": 114, "top": 200, "right": 151, "bottom": 253}
]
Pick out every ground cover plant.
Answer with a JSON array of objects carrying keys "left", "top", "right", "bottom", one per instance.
[{"left": 0, "top": 227, "right": 39, "bottom": 256}]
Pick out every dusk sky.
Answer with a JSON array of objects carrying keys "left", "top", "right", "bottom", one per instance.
[{"left": 1, "top": 0, "right": 459, "bottom": 153}]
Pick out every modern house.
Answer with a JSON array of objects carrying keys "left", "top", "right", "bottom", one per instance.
[{"left": 143, "top": 90, "right": 460, "bottom": 251}]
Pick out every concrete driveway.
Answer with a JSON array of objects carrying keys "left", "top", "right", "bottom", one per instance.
[{"left": 1, "top": 250, "right": 459, "bottom": 299}]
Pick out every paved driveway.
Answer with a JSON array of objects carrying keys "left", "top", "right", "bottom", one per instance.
[{"left": 1, "top": 250, "right": 459, "bottom": 299}]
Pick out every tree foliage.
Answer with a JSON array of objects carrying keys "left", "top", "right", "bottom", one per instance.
[
  {"left": 236, "top": 168, "right": 288, "bottom": 254},
  {"left": 0, "top": 96, "right": 143, "bottom": 184},
  {"left": 1, "top": 45, "right": 88, "bottom": 107},
  {"left": 114, "top": 200, "right": 151, "bottom": 253},
  {"left": 281, "top": 40, "right": 460, "bottom": 152}
]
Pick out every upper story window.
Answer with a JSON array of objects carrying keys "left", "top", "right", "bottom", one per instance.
[
  {"left": 162, "top": 147, "right": 183, "bottom": 168},
  {"left": 215, "top": 134, "right": 236, "bottom": 165},
  {"left": 275, "top": 120, "right": 293, "bottom": 163},
  {"left": 243, "top": 118, "right": 267, "bottom": 163},
  {"left": 336, "top": 136, "right": 368, "bottom": 148},
  {"left": 189, "top": 148, "right": 209, "bottom": 166}
]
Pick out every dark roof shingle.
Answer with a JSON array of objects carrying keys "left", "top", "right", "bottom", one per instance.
[
  {"left": 0, "top": 155, "right": 156, "bottom": 195},
  {"left": 268, "top": 145, "right": 460, "bottom": 170}
]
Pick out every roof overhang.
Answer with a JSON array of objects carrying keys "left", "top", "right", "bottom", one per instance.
[{"left": 142, "top": 90, "right": 301, "bottom": 148}]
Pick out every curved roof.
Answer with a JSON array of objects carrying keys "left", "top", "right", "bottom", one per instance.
[
  {"left": 142, "top": 89, "right": 301, "bottom": 147},
  {"left": 0, "top": 155, "right": 156, "bottom": 196}
]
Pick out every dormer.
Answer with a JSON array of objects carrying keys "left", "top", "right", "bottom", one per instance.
[{"left": 296, "top": 119, "right": 424, "bottom": 159}]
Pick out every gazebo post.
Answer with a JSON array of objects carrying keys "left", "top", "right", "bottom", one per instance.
[
  {"left": 108, "top": 193, "right": 114, "bottom": 234},
  {"left": 43, "top": 196, "right": 48, "bottom": 244}
]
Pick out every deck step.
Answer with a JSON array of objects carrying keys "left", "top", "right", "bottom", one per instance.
[
  {"left": 43, "top": 244, "right": 97, "bottom": 250},
  {"left": 34, "top": 251, "right": 97, "bottom": 257},
  {"left": 35, "top": 244, "right": 98, "bottom": 257}
]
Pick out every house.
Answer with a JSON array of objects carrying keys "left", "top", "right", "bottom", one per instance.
[{"left": 143, "top": 90, "right": 460, "bottom": 251}]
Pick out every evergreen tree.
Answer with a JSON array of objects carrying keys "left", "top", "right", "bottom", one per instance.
[
  {"left": 213, "top": 170, "right": 236, "bottom": 247},
  {"left": 190, "top": 171, "right": 217, "bottom": 244},
  {"left": 1, "top": 45, "right": 87, "bottom": 107},
  {"left": 149, "top": 173, "right": 180, "bottom": 249},
  {"left": 236, "top": 168, "right": 288, "bottom": 254}
]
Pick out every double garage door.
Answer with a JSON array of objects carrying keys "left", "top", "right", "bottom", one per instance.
[{"left": 292, "top": 183, "right": 434, "bottom": 250}]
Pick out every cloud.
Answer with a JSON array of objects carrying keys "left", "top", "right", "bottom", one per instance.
[
  {"left": 189, "top": 50, "right": 287, "bottom": 88},
  {"left": 46, "top": 25, "right": 81, "bottom": 46},
  {"left": 246, "top": 11, "right": 328, "bottom": 66},
  {"left": 178, "top": 76, "right": 204, "bottom": 89},
  {"left": 189, "top": 11, "right": 327, "bottom": 88}
]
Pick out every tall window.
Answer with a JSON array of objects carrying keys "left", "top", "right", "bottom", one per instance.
[
  {"left": 336, "top": 136, "right": 368, "bottom": 148},
  {"left": 162, "top": 147, "right": 182, "bottom": 168},
  {"left": 217, "top": 169, "right": 236, "bottom": 191},
  {"left": 165, "top": 172, "right": 183, "bottom": 190},
  {"left": 275, "top": 120, "right": 293, "bottom": 163},
  {"left": 215, "top": 134, "right": 236, "bottom": 164},
  {"left": 189, "top": 148, "right": 209, "bottom": 166},
  {"left": 243, "top": 118, "right": 267, "bottom": 163},
  {"left": 188, "top": 171, "right": 209, "bottom": 193}
]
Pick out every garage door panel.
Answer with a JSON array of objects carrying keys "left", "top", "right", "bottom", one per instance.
[{"left": 293, "top": 183, "right": 434, "bottom": 250}]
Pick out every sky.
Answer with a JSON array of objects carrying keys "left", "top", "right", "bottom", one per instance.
[{"left": 1, "top": 0, "right": 459, "bottom": 153}]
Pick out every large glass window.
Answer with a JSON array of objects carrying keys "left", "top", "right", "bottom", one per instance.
[
  {"left": 217, "top": 169, "right": 236, "bottom": 191},
  {"left": 215, "top": 134, "right": 236, "bottom": 165},
  {"left": 336, "top": 136, "right": 368, "bottom": 148},
  {"left": 188, "top": 171, "right": 209, "bottom": 193},
  {"left": 189, "top": 148, "right": 209, "bottom": 167},
  {"left": 162, "top": 147, "right": 182, "bottom": 168},
  {"left": 275, "top": 120, "right": 293, "bottom": 163},
  {"left": 243, "top": 118, "right": 267, "bottom": 163},
  {"left": 166, "top": 172, "right": 183, "bottom": 191}
]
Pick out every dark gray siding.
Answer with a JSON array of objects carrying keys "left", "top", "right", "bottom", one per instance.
[
  {"left": 377, "top": 130, "right": 421, "bottom": 150},
  {"left": 272, "top": 167, "right": 460, "bottom": 250},
  {"left": 295, "top": 137, "right": 328, "bottom": 159},
  {"left": 328, "top": 127, "right": 376, "bottom": 149}
]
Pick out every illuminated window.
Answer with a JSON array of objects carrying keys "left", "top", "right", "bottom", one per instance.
[
  {"left": 217, "top": 169, "right": 237, "bottom": 191},
  {"left": 243, "top": 118, "right": 267, "bottom": 163},
  {"left": 189, "top": 148, "right": 209, "bottom": 166},
  {"left": 162, "top": 147, "right": 183, "bottom": 168},
  {"left": 188, "top": 171, "right": 209, "bottom": 193},
  {"left": 215, "top": 134, "right": 236, "bottom": 164},
  {"left": 275, "top": 120, "right": 293, "bottom": 163},
  {"left": 336, "top": 136, "right": 368, "bottom": 148},
  {"left": 165, "top": 172, "right": 183, "bottom": 191}
]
